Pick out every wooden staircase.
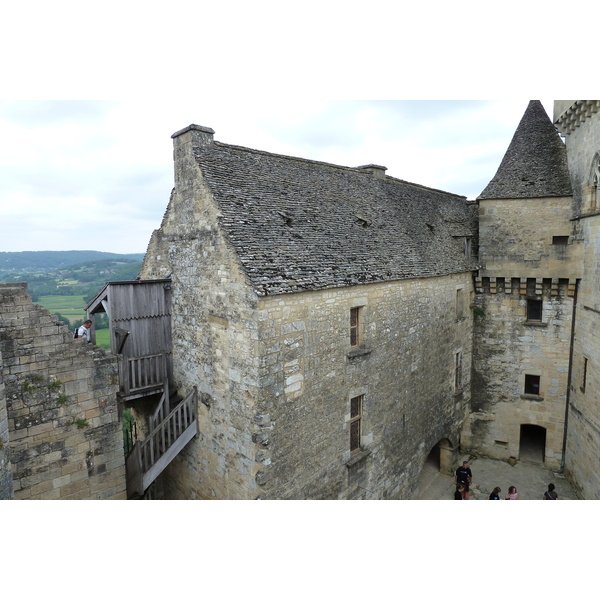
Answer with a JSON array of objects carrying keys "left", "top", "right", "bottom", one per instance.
[{"left": 125, "top": 384, "right": 198, "bottom": 499}]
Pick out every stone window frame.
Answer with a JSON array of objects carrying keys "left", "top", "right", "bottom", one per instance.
[
  {"left": 523, "top": 373, "right": 542, "bottom": 399},
  {"left": 347, "top": 302, "right": 371, "bottom": 360},
  {"left": 350, "top": 306, "right": 362, "bottom": 348},
  {"left": 455, "top": 287, "right": 465, "bottom": 320},
  {"left": 349, "top": 394, "right": 363, "bottom": 455},
  {"left": 580, "top": 356, "right": 588, "bottom": 393},
  {"left": 526, "top": 298, "right": 543, "bottom": 322},
  {"left": 454, "top": 350, "right": 463, "bottom": 393}
]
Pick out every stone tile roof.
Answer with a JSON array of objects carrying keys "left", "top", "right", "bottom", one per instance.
[
  {"left": 478, "top": 100, "right": 573, "bottom": 200},
  {"left": 193, "top": 139, "right": 477, "bottom": 296}
]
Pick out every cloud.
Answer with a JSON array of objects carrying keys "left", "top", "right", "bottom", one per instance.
[{"left": 0, "top": 99, "right": 553, "bottom": 254}]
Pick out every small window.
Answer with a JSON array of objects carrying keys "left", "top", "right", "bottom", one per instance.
[
  {"left": 527, "top": 299, "right": 542, "bottom": 321},
  {"left": 350, "top": 307, "right": 361, "bottom": 348},
  {"left": 524, "top": 374, "right": 541, "bottom": 396},
  {"left": 349, "top": 395, "right": 363, "bottom": 453},
  {"left": 456, "top": 288, "right": 464, "bottom": 319},
  {"left": 552, "top": 236, "right": 569, "bottom": 245},
  {"left": 454, "top": 351, "right": 463, "bottom": 391},
  {"left": 464, "top": 237, "right": 472, "bottom": 258},
  {"left": 581, "top": 357, "right": 588, "bottom": 392}
]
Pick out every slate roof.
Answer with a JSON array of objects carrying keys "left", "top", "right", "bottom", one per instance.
[
  {"left": 478, "top": 100, "right": 573, "bottom": 200},
  {"left": 192, "top": 138, "right": 477, "bottom": 296}
]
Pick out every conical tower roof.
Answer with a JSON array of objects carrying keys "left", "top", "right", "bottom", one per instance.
[{"left": 478, "top": 100, "right": 572, "bottom": 199}]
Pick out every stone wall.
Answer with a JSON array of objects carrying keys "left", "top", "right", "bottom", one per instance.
[
  {"left": 465, "top": 280, "right": 574, "bottom": 470},
  {"left": 478, "top": 196, "right": 583, "bottom": 279},
  {"left": 0, "top": 283, "right": 126, "bottom": 499},
  {"left": 253, "top": 273, "right": 473, "bottom": 499},
  {"left": 139, "top": 133, "right": 262, "bottom": 499},
  {"left": 0, "top": 345, "right": 13, "bottom": 499},
  {"left": 564, "top": 214, "right": 600, "bottom": 498}
]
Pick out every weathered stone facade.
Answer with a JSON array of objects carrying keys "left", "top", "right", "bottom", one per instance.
[
  {"left": 0, "top": 344, "right": 13, "bottom": 499},
  {"left": 139, "top": 124, "right": 476, "bottom": 499},
  {"left": 0, "top": 283, "right": 126, "bottom": 499},
  {"left": 554, "top": 100, "right": 600, "bottom": 499}
]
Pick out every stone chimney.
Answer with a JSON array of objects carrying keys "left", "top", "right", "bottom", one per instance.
[
  {"left": 171, "top": 125, "right": 215, "bottom": 188},
  {"left": 171, "top": 124, "right": 215, "bottom": 147},
  {"left": 357, "top": 164, "right": 387, "bottom": 179}
]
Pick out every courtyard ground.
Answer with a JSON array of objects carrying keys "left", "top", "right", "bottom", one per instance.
[{"left": 415, "top": 454, "right": 579, "bottom": 500}]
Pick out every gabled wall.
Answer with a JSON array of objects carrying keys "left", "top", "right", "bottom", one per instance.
[{"left": 140, "top": 127, "right": 263, "bottom": 499}]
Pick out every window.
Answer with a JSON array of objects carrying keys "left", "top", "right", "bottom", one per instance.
[
  {"left": 464, "top": 237, "right": 472, "bottom": 258},
  {"left": 456, "top": 288, "right": 464, "bottom": 319},
  {"left": 527, "top": 299, "right": 542, "bottom": 322},
  {"left": 454, "top": 351, "right": 463, "bottom": 391},
  {"left": 349, "top": 395, "right": 363, "bottom": 453},
  {"left": 581, "top": 357, "right": 588, "bottom": 392},
  {"left": 350, "top": 307, "right": 362, "bottom": 348},
  {"left": 552, "top": 236, "right": 569, "bottom": 245},
  {"left": 524, "top": 374, "right": 541, "bottom": 396}
]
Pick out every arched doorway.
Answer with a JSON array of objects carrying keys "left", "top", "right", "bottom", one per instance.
[{"left": 519, "top": 424, "right": 546, "bottom": 464}]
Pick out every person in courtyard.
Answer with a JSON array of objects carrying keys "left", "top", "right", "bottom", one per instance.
[
  {"left": 75, "top": 319, "right": 93, "bottom": 343},
  {"left": 543, "top": 483, "right": 558, "bottom": 499},
  {"left": 454, "top": 484, "right": 465, "bottom": 500},
  {"left": 505, "top": 485, "right": 519, "bottom": 500},
  {"left": 489, "top": 486, "right": 501, "bottom": 500},
  {"left": 454, "top": 461, "right": 473, "bottom": 499}
]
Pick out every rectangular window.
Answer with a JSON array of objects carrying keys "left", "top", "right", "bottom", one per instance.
[
  {"left": 527, "top": 299, "right": 542, "bottom": 321},
  {"left": 524, "top": 374, "right": 541, "bottom": 396},
  {"left": 350, "top": 307, "right": 361, "bottom": 348},
  {"left": 464, "top": 237, "right": 472, "bottom": 258},
  {"left": 349, "top": 395, "right": 363, "bottom": 453},
  {"left": 552, "top": 236, "right": 569, "bottom": 245},
  {"left": 456, "top": 288, "right": 464, "bottom": 319},
  {"left": 454, "top": 351, "right": 463, "bottom": 391},
  {"left": 581, "top": 357, "right": 588, "bottom": 392}
]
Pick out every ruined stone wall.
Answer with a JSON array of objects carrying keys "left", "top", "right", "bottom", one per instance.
[
  {"left": 0, "top": 345, "right": 14, "bottom": 499},
  {"left": 466, "top": 279, "right": 574, "bottom": 470},
  {"left": 253, "top": 273, "right": 473, "bottom": 499},
  {"left": 0, "top": 283, "right": 126, "bottom": 499}
]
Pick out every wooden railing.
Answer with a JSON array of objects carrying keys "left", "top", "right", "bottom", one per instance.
[
  {"left": 119, "top": 353, "right": 167, "bottom": 398},
  {"left": 126, "top": 386, "right": 198, "bottom": 499}
]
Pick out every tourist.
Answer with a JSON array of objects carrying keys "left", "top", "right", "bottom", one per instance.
[
  {"left": 454, "top": 484, "right": 465, "bottom": 500},
  {"left": 454, "top": 461, "right": 473, "bottom": 499},
  {"left": 543, "top": 483, "right": 559, "bottom": 500},
  {"left": 75, "top": 319, "right": 93, "bottom": 343},
  {"left": 505, "top": 485, "right": 519, "bottom": 500},
  {"left": 489, "top": 486, "right": 501, "bottom": 500}
]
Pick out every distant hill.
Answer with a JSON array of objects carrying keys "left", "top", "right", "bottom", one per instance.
[{"left": 0, "top": 250, "right": 145, "bottom": 273}]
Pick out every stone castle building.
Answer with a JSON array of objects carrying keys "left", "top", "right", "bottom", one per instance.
[{"left": 1, "top": 100, "right": 598, "bottom": 499}]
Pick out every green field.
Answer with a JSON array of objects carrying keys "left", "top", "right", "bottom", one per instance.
[
  {"left": 38, "top": 295, "right": 87, "bottom": 322},
  {"left": 95, "top": 329, "right": 110, "bottom": 349},
  {"left": 38, "top": 295, "right": 110, "bottom": 349}
]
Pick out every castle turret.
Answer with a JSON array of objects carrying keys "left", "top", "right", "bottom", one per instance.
[{"left": 466, "top": 100, "right": 580, "bottom": 471}]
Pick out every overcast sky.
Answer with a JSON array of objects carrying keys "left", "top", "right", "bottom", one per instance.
[{"left": 0, "top": 99, "right": 554, "bottom": 255}]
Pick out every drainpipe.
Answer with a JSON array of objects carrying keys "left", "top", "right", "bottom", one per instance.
[{"left": 561, "top": 279, "right": 579, "bottom": 472}]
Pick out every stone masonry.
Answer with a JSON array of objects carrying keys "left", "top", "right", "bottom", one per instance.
[{"left": 0, "top": 283, "right": 126, "bottom": 499}]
